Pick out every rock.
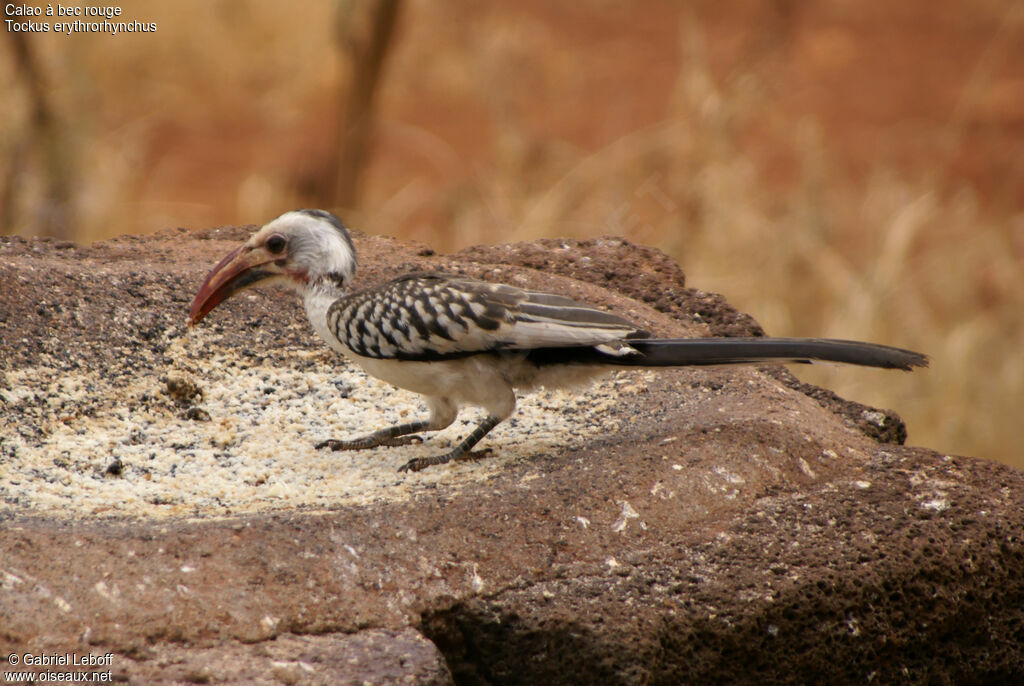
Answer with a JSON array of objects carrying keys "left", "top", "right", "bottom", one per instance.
[
  {"left": 165, "top": 372, "right": 203, "bottom": 407},
  {"left": 114, "top": 629, "right": 453, "bottom": 685},
  {"left": 1, "top": 229, "right": 1021, "bottom": 684}
]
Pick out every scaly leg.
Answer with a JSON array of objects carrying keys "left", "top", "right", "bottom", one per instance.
[
  {"left": 315, "top": 420, "right": 433, "bottom": 450},
  {"left": 315, "top": 396, "right": 457, "bottom": 452},
  {"left": 398, "top": 415, "right": 502, "bottom": 473}
]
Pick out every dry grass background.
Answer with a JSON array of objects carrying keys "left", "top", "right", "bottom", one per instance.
[{"left": 2, "top": 0, "right": 1022, "bottom": 468}]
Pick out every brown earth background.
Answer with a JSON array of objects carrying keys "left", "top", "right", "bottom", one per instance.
[{"left": 2, "top": 0, "right": 1023, "bottom": 468}]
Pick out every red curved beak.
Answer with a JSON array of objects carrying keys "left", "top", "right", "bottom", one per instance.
[{"left": 188, "top": 245, "right": 274, "bottom": 326}]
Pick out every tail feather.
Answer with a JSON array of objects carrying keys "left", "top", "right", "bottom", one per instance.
[
  {"left": 528, "top": 337, "right": 928, "bottom": 371},
  {"left": 623, "top": 338, "right": 927, "bottom": 370}
]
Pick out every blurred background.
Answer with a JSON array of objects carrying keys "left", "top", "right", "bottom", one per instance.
[{"left": 2, "top": 0, "right": 1021, "bottom": 467}]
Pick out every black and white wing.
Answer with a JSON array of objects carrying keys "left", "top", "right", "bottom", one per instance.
[{"left": 326, "top": 273, "right": 645, "bottom": 360}]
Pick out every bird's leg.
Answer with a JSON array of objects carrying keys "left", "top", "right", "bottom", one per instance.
[
  {"left": 398, "top": 415, "right": 502, "bottom": 473},
  {"left": 315, "top": 420, "right": 433, "bottom": 451},
  {"left": 316, "top": 396, "right": 457, "bottom": 452}
]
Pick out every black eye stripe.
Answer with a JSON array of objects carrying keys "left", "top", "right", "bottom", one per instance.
[{"left": 266, "top": 234, "right": 287, "bottom": 254}]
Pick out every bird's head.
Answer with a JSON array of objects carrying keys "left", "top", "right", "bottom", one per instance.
[{"left": 188, "top": 209, "right": 357, "bottom": 326}]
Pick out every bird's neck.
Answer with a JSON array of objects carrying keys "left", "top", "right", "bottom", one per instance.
[
  {"left": 302, "top": 275, "right": 348, "bottom": 348},
  {"left": 302, "top": 272, "right": 348, "bottom": 305}
]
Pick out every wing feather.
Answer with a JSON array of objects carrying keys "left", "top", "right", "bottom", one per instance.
[{"left": 327, "top": 273, "right": 642, "bottom": 360}]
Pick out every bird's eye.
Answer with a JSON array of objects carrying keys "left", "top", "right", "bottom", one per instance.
[{"left": 265, "top": 234, "right": 287, "bottom": 254}]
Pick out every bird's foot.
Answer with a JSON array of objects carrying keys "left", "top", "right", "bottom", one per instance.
[
  {"left": 316, "top": 435, "right": 423, "bottom": 451},
  {"left": 398, "top": 447, "right": 492, "bottom": 473}
]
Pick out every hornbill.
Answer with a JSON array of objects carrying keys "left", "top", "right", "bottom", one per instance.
[{"left": 188, "top": 209, "right": 927, "bottom": 472}]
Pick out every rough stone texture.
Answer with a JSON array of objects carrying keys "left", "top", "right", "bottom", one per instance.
[
  {"left": 114, "top": 629, "right": 454, "bottom": 685},
  {"left": 1, "top": 229, "right": 1022, "bottom": 684}
]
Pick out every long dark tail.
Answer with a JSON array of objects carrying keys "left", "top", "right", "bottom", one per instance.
[
  {"left": 621, "top": 338, "right": 927, "bottom": 370},
  {"left": 529, "top": 338, "right": 928, "bottom": 371}
]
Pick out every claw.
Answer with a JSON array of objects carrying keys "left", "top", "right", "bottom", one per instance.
[
  {"left": 315, "top": 438, "right": 360, "bottom": 451},
  {"left": 316, "top": 435, "right": 423, "bottom": 452},
  {"left": 315, "top": 437, "right": 376, "bottom": 451},
  {"left": 397, "top": 448, "right": 493, "bottom": 473},
  {"left": 397, "top": 458, "right": 426, "bottom": 473}
]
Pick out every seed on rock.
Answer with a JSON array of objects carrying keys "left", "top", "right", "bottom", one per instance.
[{"left": 165, "top": 373, "right": 203, "bottom": 406}]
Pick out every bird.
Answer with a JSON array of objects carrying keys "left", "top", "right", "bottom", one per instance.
[{"left": 188, "top": 209, "right": 927, "bottom": 473}]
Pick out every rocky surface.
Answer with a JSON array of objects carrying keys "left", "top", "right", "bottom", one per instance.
[{"left": 1, "top": 229, "right": 1022, "bottom": 684}]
